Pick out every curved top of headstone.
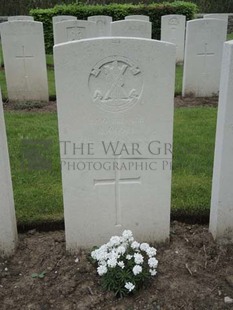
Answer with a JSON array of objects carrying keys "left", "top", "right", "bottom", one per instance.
[
  {"left": 87, "top": 15, "right": 112, "bottom": 37},
  {"left": 125, "top": 15, "right": 150, "bottom": 22},
  {"left": 52, "top": 15, "right": 77, "bottom": 24},
  {"left": 204, "top": 14, "right": 228, "bottom": 22},
  {"left": 54, "top": 20, "right": 97, "bottom": 44},
  {"left": 111, "top": 20, "right": 152, "bottom": 39},
  {"left": 88, "top": 15, "right": 112, "bottom": 22},
  {"left": 188, "top": 18, "right": 227, "bottom": 26},
  {"left": 8, "top": 15, "right": 34, "bottom": 21},
  {"left": 1, "top": 20, "right": 43, "bottom": 32},
  {"left": 161, "top": 14, "right": 186, "bottom": 23}
]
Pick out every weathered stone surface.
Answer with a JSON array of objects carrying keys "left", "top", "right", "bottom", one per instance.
[
  {"left": 0, "top": 89, "right": 17, "bottom": 257},
  {"left": 209, "top": 40, "right": 233, "bottom": 243},
  {"left": 161, "top": 14, "right": 186, "bottom": 63},
  {"left": 8, "top": 16, "right": 34, "bottom": 21},
  {"left": 111, "top": 20, "right": 152, "bottom": 38},
  {"left": 88, "top": 15, "right": 112, "bottom": 36},
  {"left": 125, "top": 15, "right": 150, "bottom": 22},
  {"left": 54, "top": 20, "right": 96, "bottom": 44},
  {"left": 182, "top": 19, "right": 227, "bottom": 97},
  {"left": 54, "top": 37, "right": 176, "bottom": 251},
  {"left": 1, "top": 21, "right": 49, "bottom": 102}
]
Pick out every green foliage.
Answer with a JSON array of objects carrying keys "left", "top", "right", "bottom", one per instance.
[
  {"left": 191, "top": 0, "right": 233, "bottom": 13},
  {"left": 30, "top": 1, "right": 197, "bottom": 54},
  {"left": 31, "top": 271, "right": 46, "bottom": 279},
  {"left": 227, "top": 33, "right": 233, "bottom": 41}
]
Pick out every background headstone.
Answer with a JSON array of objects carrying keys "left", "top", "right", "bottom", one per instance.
[
  {"left": 111, "top": 20, "right": 152, "bottom": 38},
  {"left": 54, "top": 37, "right": 176, "bottom": 251},
  {"left": 0, "top": 89, "right": 18, "bottom": 257},
  {"left": 1, "top": 21, "right": 49, "bottom": 102},
  {"left": 52, "top": 15, "right": 77, "bottom": 42},
  {"left": 125, "top": 15, "right": 150, "bottom": 22},
  {"left": 161, "top": 14, "right": 186, "bottom": 63},
  {"left": 204, "top": 14, "right": 228, "bottom": 23},
  {"left": 182, "top": 19, "right": 227, "bottom": 97},
  {"left": 8, "top": 16, "right": 34, "bottom": 21},
  {"left": 54, "top": 20, "right": 96, "bottom": 45},
  {"left": 209, "top": 40, "right": 233, "bottom": 243},
  {"left": 88, "top": 15, "right": 112, "bottom": 36}
]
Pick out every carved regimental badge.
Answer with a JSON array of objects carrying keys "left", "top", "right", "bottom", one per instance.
[{"left": 88, "top": 56, "right": 143, "bottom": 112}]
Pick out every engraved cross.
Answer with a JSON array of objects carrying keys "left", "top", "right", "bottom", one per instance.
[
  {"left": 197, "top": 43, "right": 215, "bottom": 75},
  {"left": 94, "top": 158, "right": 141, "bottom": 226},
  {"left": 15, "top": 45, "right": 33, "bottom": 88}
]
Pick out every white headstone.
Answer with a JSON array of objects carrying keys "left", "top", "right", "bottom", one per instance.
[
  {"left": 8, "top": 16, "right": 34, "bottom": 21},
  {"left": 0, "top": 89, "right": 18, "bottom": 257},
  {"left": 54, "top": 20, "right": 96, "bottom": 45},
  {"left": 161, "top": 14, "right": 186, "bottom": 63},
  {"left": 53, "top": 15, "right": 77, "bottom": 24},
  {"left": 204, "top": 14, "right": 228, "bottom": 23},
  {"left": 54, "top": 37, "right": 176, "bottom": 251},
  {"left": 87, "top": 15, "right": 112, "bottom": 37},
  {"left": 1, "top": 21, "right": 49, "bottom": 102},
  {"left": 111, "top": 20, "right": 152, "bottom": 38},
  {"left": 209, "top": 40, "right": 233, "bottom": 243},
  {"left": 52, "top": 15, "right": 77, "bottom": 41},
  {"left": 125, "top": 15, "right": 150, "bottom": 22},
  {"left": 182, "top": 19, "right": 227, "bottom": 97}
]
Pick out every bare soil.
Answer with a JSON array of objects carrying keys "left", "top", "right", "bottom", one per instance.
[
  {"left": 3, "top": 96, "right": 219, "bottom": 113},
  {"left": 1, "top": 222, "right": 233, "bottom": 310}
]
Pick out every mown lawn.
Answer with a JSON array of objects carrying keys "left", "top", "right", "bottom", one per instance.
[{"left": 4, "top": 107, "right": 217, "bottom": 225}]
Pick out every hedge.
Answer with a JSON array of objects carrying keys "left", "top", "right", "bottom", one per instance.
[{"left": 30, "top": 1, "right": 197, "bottom": 54}]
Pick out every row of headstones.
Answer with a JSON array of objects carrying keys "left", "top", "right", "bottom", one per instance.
[
  {"left": 53, "top": 14, "right": 151, "bottom": 43},
  {"left": 53, "top": 13, "right": 229, "bottom": 97},
  {"left": 0, "top": 34, "right": 233, "bottom": 256},
  {"left": 0, "top": 13, "right": 230, "bottom": 103}
]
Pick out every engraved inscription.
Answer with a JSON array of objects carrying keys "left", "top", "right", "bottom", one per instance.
[
  {"left": 67, "top": 27, "right": 86, "bottom": 41},
  {"left": 88, "top": 56, "right": 143, "bottom": 112},
  {"left": 94, "top": 162, "right": 141, "bottom": 226},
  {"left": 168, "top": 17, "right": 179, "bottom": 25}
]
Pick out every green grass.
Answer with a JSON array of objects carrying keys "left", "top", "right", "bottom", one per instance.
[
  {"left": 227, "top": 32, "right": 233, "bottom": 41},
  {"left": 4, "top": 107, "right": 217, "bottom": 225},
  {"left": 5, "top": 112, "right": 63, "bottom": 225},
  {"left": 172, "top": 107, "right": 216, "bottom": 217},
  {"left": 175, "top": 64, "right": 183, "bottom": 96}
]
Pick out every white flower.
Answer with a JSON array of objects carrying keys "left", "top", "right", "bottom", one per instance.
[
  {"left": 149, "top": 269, "right": 157, "bottom": 276},
  {"left": 91, "top": 250, "right": 97, "bottom": 260},
  {"left": 118, "top": 261, "right": 125, "bottom": 269},
  {"left": 140, "top": 243, "right": 150, "bottom": 251},
  {"left": 97, "top": 265, "right": 108, "bottom": 276},
  {"left": 148, "top": 257, "right": 158, "bottom": 268},
  {"left": 107, "top": 258, "right": 117, "bottom": 268},
  {"left": 131, "top": 241, "right": 140, "bottom": 250},
  {"left": 132, "top": 265, "right": 142, "bottom": 275},
  {"left": 117, "top": 245, "right": 126, "bottom": 255},
  {"left": 122, "top": 230, "right": 134, "bottom": 242},
  {"left": 134, "top": 253, "right": 144, "bottom": 264},
  {"left": 125, "top": 282, "right": 135, "bottom": 292},
  {"left": 98, "top": 260, "right": 107, "bottom": 267},
  {"left": 95, "top": 249, "right": 108, "bottom": 262},
  {"left": 146, "top": 247, "right": 157, "bottom": 257},
  {"left": 108, "top": 236, "right": 121, "bottom": 247},
  {"left": 126, "top": 254, "right": 133, "bottom": 260}
]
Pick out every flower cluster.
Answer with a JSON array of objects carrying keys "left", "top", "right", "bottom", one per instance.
[{"left": 91, "top": 230, "right": 158, "bottom": 297}]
